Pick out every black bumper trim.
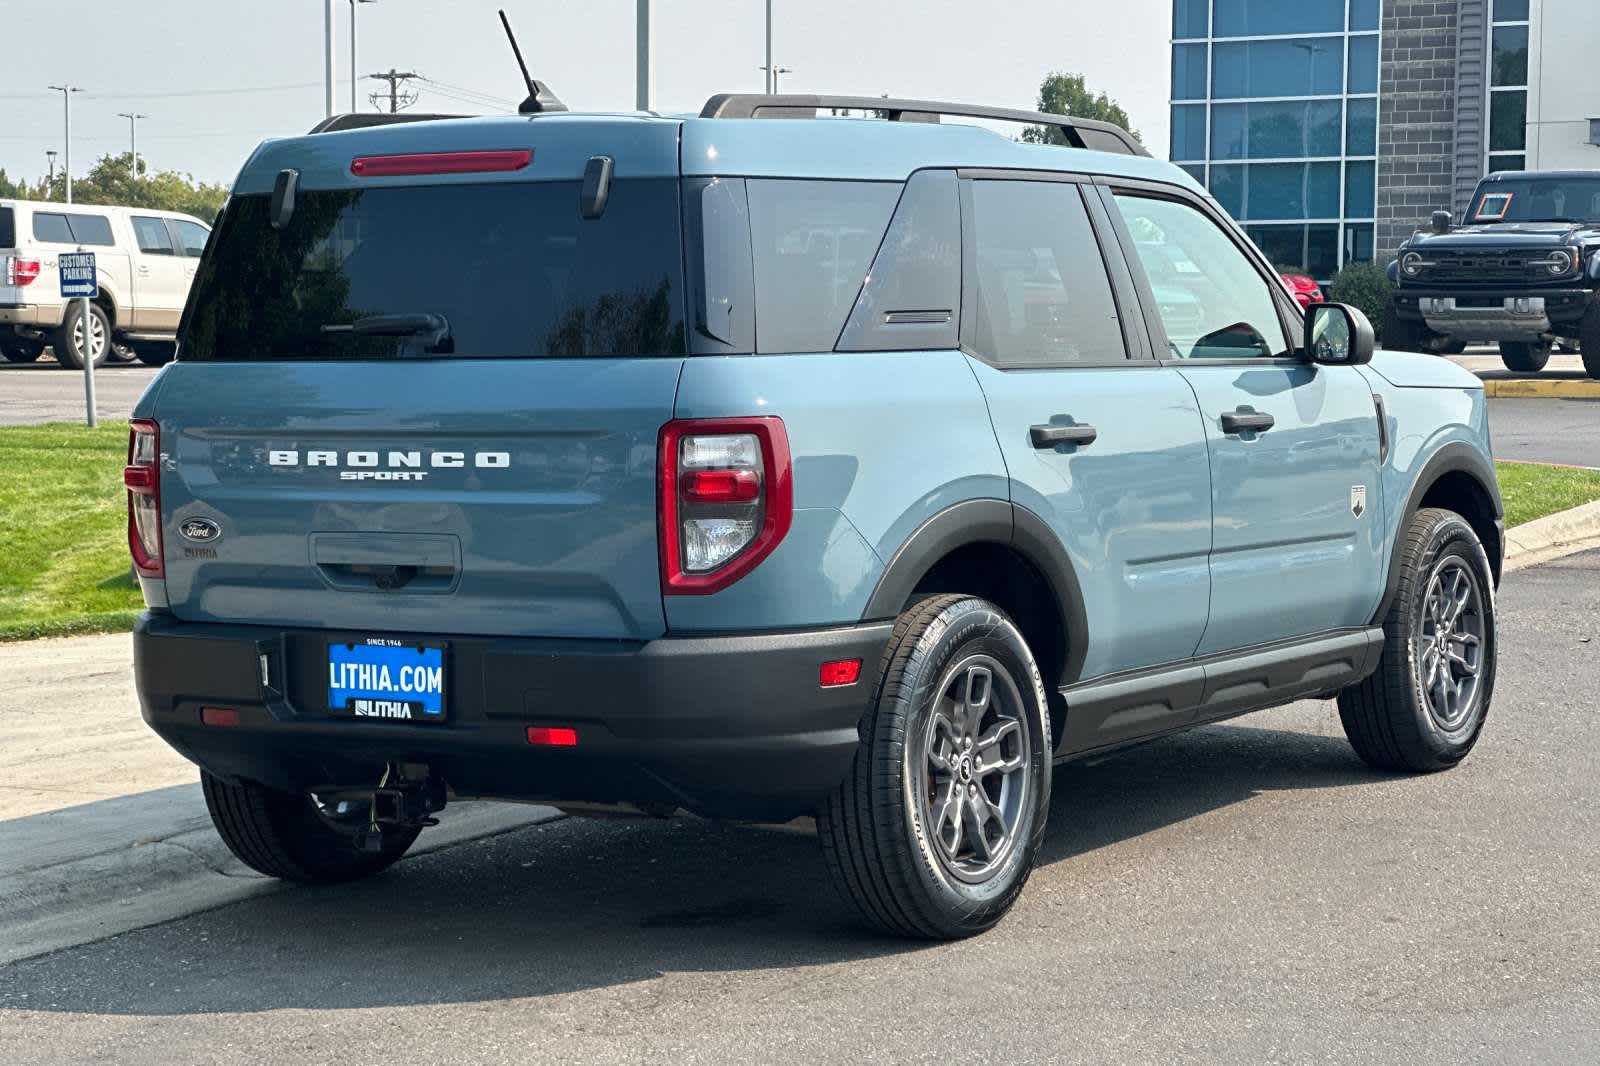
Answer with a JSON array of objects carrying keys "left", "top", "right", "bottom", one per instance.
[{"left": 134, "top": 612, "right": 892, "bottom": 821}]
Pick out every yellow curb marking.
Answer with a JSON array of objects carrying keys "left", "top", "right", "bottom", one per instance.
[{"left": 1481, "top": 378, "right": 1600, "bottom": 399}]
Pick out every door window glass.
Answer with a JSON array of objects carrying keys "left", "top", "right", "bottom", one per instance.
[
  {"left": 1114, "top": 194, "right": 1288, "bottom": 360},
  {"left": 32, "top": 213, "right": 74, "bottom": 244},
  {"left": 133, "top": 216, "right": 176, "bottom": 255},
  {"left": 174, "top": 219, "right": 210, "bottom": 258},
  {"left": 966, "top": 180, "right": 1126, "bottom": 366}
]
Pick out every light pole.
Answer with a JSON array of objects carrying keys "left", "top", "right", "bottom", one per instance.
[
  {"left": 47, "top": 85, "right": 80, "bottom": 203},
  {"left": 323, "top": 0, "right": 337, "bottom": 118},
  {"left": 117, "top": 112, "right": 148, "bottom": 180},
  {"left": 45, "top": 150, "right": 58, "bottom": 185},
  {"left": 765, "top": 0, "right": 774, "bottom": 93},
  {"left": 349, "top": 0, "right": 377, "bottom": 113},
  {"left": 636, "top": 0, "right": 654, "bottom": 111}
]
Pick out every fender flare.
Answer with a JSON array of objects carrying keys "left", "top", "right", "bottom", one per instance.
[
  {"left": 1372, "top": 440, "right": 1504, "bottom": 622},
  {"left": 862, "top": 499, "right": 1089, "bottom": 686}
]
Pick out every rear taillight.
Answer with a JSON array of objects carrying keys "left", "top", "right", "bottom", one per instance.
[
  {"left": 4, "top": 256, "right": 41, "bottom": 287},
  {"left": 125, "top": 420, "right": 163, "bottom": 578},
  {"left": 659, "top": 417, "right": 792, "bottom": 595}
]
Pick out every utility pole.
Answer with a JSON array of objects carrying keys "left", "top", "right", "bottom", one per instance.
[
  {"left": 367, "top": 69, "right": 418, "bottom": 113},
  {"left": 349, "top": 0, "right": 377, "bottom": 113},
  {"left": 765, "top": 0, "right": 774, "bottom": 93},
  {"left": 47, "top": 85, "right": 80, "bottom": 203},
  {"left": 323, "top": 0, "right": 337, "bottom": 118},
  {"left": 636, "top": 0, "right": 654, "bottom": 111},
  {"left": 117, "top": 112, "right": 148, "bottom": 180}
]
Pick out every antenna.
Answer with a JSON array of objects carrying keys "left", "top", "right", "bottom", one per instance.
[{"left": 498, "top": 9, "right": 568, "bottom": 114}]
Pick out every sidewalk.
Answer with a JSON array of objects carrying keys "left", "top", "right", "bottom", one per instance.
[{"left": 0, "top": 634, "right": 559, "bottom": 966}]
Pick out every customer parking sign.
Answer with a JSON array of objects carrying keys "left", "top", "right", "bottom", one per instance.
[{"left": 59, "top": 252, "right": 97, "bottom": 298}]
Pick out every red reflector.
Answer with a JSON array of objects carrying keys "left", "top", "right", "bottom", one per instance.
[
  {"left": 681, "top": 468, "right": 761, "bottom": 503},
  {"left": 200, "top": 706, "right": 240, "bottom": 727},
  {"left": 526, "top": 726, "right": 579, "bottom": 747},
  {"left": 820, "top": 659, "right": 863, "bottom": 688},
  {"left": 350, "top": 149, "right": 532, "bottom": 177},
  {"left": 123, "top": 465, "right": 155, "bottom": 493}
]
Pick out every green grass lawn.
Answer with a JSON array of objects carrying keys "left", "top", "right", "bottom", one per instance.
[
  {"left": 0, "top": 421, "right": 143, "bottom": 641},
  {"left": 4, "top": 423, "right": 1600, "bottom": 642}
]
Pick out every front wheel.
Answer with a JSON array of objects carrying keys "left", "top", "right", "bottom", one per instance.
[
  {"left": 818, "top": 595, "right": 1052, "bottom": 939},
  {"left": 132, "top": 341, "right": 176, "bottom": 367},
  {"left": 201, "top": 771, "right": 419, "bottom": 884},
  {"left": 1580, "top": 298, "right": 1600, "bottom": 380},
  {"left": 1338, "top": 508, "right": 1496, "bottom": 772},
  {"left": 1499, "top": 340, "right": 1551, "bottom": 373},
  {"left": 1380, "top": 303, "right": 1428, "bottom": 353}
]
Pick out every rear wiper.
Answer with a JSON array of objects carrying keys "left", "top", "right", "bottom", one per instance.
[{"left": 321, "top": 313, "right": 453, "bottom": 354}]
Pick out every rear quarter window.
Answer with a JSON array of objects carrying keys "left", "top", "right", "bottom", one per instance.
[
  {"left": 179, "top": 179, "right": 686, "bottom": 361},
  {"left": 31, "top": 211, "right": 115, "bottom": 246}
]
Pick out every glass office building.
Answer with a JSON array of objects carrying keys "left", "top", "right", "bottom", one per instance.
[{"left": 1171, "top": 0, "right": 1380, "bottom": 282}]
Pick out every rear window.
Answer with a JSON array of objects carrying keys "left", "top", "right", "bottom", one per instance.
[
  {"left": 32, "top": 211, "right": 115, "bottom": 246},
  {"left": 0, "top": 207, "right": 14, "bottom": 249},
  {"left": 179, "top": 179, "right": 686, "bottom": 361}
]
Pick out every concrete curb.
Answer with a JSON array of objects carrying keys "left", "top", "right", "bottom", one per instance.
[
  {"left": 0, "top": 798, "right": 561, "bottom": 967},
  {"left": 1481, "top": 377, "right": 1600, "bottom": 399},
  {"left": 1503, "top": 498, "right": 1600, "bottom": 572}
]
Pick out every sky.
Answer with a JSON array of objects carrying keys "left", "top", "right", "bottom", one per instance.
[{"left": 0, "top": 0, "right": 1173, "bottom": 188}]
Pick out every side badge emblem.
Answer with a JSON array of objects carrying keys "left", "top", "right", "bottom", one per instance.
[
  {"left": 1350, "top": 485, "right": 1368, "bottom": 519},
  {"left": 180, "top": 517, "right": 222, "bottom": 543}
]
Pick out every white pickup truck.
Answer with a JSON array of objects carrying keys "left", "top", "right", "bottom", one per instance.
[{"left": 0, "top": 199, "right": 210, "bottom": 368}]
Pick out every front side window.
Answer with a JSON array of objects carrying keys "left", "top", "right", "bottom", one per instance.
[
  {"left": 745, "top": 179, "right": 900, "bottom": 353},
  {"left": 133, "top": 216, "right": 175, "bottom": 255},
  {"left": 965, "top": 180, "right": 1126, "bottom": 367},
  {"left": 180, "top": 179, "right": 685, "bottom": 361},
  {"left": 1114, "top": 194, "right": 1288, "bottom": 360}
]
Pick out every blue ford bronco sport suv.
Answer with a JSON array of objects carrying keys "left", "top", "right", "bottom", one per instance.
[{"left": 129, "top": 93, "right": 1503, "bottom": 940}]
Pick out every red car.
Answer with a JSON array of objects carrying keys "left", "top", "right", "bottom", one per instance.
[{"left": 1279, "top": 271, "right": 1324, "bottom": 309}]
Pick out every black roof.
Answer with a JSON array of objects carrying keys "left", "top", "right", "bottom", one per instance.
[{"left": 1482, "top": 169, "right": 1600, "bottom": 182}]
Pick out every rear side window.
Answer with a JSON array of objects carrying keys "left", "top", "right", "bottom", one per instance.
[
  {"left": 180, "top": 179, "right": 686, "bottom": 361},
  {"left": 964, "top": 180, "right": 1127, "bottom": 366},
  {"left": 746, "top": 179, "right": 900, "bottom": 353},
  {"left": 132, "top": 216, "right": 176, "bottom": 255},
  {"left": 32, "top": 211, "right": 114, "bottom": 246},
  {"left": 0, "top": 207, "right": 15, "bottom": 248}
]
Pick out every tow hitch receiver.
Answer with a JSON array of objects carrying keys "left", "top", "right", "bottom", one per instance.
[{"left": 351, "top": 769, "right": 446, "bottom": 853}]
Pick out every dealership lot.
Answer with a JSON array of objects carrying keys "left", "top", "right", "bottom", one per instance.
[{"left": 1, "top": 551, "right": 1598, "bottom": 1064}]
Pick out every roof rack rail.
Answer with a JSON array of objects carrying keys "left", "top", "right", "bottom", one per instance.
[
  {"left": 308, "top": 112, "right": 466, "bottom": 135},
  {"left": 699, "top": 94, "right": 1148, "bottom": 158}
]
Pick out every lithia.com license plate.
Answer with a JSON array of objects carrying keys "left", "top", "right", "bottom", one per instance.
[{"left": 327, "top": 639, "right": 446, "bottom": 722}]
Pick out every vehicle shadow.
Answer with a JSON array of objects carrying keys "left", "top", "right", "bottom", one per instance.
[{"left": 0, "top": 716, "right": 1385, "bottom": 1016}]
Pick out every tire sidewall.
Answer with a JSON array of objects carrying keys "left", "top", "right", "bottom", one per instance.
[
  {"left": 55, "top": 303, "right": 110, "bottom": 369},
  {"left": 892, "top": 599, "right": 1052, "bottom": 918},
  {"left": 1399, "top": 514, "right": 1497, "bottom": 761}
]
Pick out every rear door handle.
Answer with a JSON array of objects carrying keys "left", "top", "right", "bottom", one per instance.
[
  {"left": 1220, "top": 411, "right": 1275, "bottom": 435},
  {"left": 1030, "top": 423, "right": 1098, "bottom": 448}
]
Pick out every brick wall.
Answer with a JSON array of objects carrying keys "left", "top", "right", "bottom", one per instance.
[{"left": 1376, "top": 0, "right": 1461, "bottom": 259}]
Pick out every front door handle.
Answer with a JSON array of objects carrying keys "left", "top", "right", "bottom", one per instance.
[
  {"left": 1220, "top": 411, "right": 1275, "bottom": 435},
  {"left": 1030, "top": 423, "right": 1098, "bottom": 449}
]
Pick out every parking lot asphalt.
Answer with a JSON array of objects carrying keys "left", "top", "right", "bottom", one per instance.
[
  {"left": 0, "top": 360, "right": 160, "bottom": 427},
  {"left": 1, "top": 552, "right": 1597, "bottom": 1065},
  {"left": 1488, "top": 397, "right": 1600, "bottom": 468}
]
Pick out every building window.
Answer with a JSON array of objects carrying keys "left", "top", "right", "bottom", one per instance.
[
  {"left": 1171, "top": 0, "right": 1379, "bottom": 282},
  {"left": 1487, "top": 0, "right": 1530, "bottom": 174}
]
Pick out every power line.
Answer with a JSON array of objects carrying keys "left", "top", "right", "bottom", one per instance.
[
  {"left": 415, "top": 76, "right": 518, "bottom": 109},
  {"left": 0, "top": 81, "right": 322, "bottom": 101}
]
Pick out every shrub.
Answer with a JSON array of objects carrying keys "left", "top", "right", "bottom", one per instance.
[{"left": 1328, "top": 262, "right": 1394, "bottom": 338}]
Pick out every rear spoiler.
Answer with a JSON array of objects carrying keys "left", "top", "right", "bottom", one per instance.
[{"left": 308, "top": 113, "right": 466, "bottom": 134}]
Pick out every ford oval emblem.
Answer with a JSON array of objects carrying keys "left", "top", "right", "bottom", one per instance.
[{"left": 179, "top": 517, "right": 222, "bottom": 543}]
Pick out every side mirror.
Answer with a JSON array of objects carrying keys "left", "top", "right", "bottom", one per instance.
[
  {"left": 1431, "top": 209, "right": 1453, "bottom": 234},
  {"left": 1305, "top": 303, "right": 1375, "bottom": 366}
]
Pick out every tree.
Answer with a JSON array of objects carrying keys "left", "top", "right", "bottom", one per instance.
[
  {"left": 1022, "top": 72, "right": 1141, "bottom": 146},
  {"left": 4, "top": 153, "right": 227, "bottom": 221}
]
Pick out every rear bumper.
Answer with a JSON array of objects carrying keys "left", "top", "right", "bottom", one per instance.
[
  {"left": 0, "top": 303, "right": 59, "bottom": 329},
  {"left": 134, "top": 612, "right": 890, "bottom": 821}
]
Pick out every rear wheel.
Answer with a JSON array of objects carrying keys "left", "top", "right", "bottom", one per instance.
[
  {"left": 51, "top": 302, "right": 111, "bottom": 370},
  {"left": 1380, "top": 303, "right": 1427, "bottom": 352},
  {"left": 1580, "top": 297, "right": 1600, "bottom": 380},
  {"left": 1337, "top": 508, "right": 1496, "bottom": 772},
  {"left": 201, "top": 771, "right": 419, "bottom": 884},
  {"left": 818, "top": 595, "right": 1051, "bottom": 939},
  {"left": 1499, "top": 340, "right": 1551, "bottom": 373}
]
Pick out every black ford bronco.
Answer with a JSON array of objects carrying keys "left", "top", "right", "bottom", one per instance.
[{"left": 1384, "top": 170, "right": 1600, "bottom": 377}]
